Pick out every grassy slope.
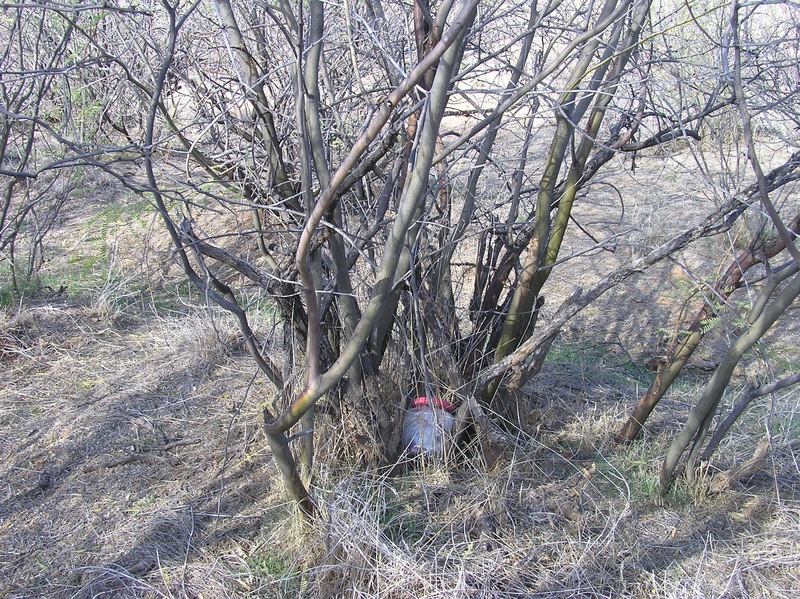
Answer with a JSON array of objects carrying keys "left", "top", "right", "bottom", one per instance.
[{"left": 0, "top": 173, "right": 799, "bottom": 598}]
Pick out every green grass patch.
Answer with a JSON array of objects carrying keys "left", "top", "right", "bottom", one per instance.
[
  {"left": 595, "top": 441, "right": 694, "bottom": 507},
  {"left": 246, "top": 553, "right": 294, "bottom": 579},
  {"left": 546, "top": 338, "right": 652, "bottom": 387}
]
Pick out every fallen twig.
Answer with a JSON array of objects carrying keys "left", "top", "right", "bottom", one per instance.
[
  {"left": 144, "top": 438, "right": 201, "bottom": 452},
  {"left": 709, "top": 438, "right": 770, "bottom": 493},
  {"left": 82, "top": 438, "right": 200, "bottom": 472}
]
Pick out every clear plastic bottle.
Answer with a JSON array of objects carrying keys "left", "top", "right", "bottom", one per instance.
[{"left": 402, "top": 396, "right": 455, "bottom": 459}]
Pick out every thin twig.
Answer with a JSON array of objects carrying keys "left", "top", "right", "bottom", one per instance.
[{"left": 83, "top": 439, "right": 200, "bottom": 472}]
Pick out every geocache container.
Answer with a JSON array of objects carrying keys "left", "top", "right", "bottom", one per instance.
[{"left": 402, "top": 396, "right": 455, "bottom": 459}]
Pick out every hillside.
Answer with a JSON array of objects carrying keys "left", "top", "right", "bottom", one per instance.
[{"left": 1, "top": 164, "right": 798, "bottom": 598}]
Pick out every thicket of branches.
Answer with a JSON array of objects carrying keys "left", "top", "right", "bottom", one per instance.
[{"left": 2, "top": 0, "right": 799, "bottom": 515}]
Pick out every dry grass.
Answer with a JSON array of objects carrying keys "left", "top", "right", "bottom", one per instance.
[
  {"left": 0, "top": 298, "right": 288, "bottom": 598},
  {"left": 0, "top": 304, "right": 800, "bottom": 598},
  {"left": 1, "top": 163, "right": 799, "bottom": 598},
  {"left": 276, "top": 361, "right": 799, "bottom": 599}
]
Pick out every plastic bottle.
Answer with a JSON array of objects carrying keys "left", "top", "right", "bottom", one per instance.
[{"left": 402, "top": 396, "right": 455, "bottom": 459}]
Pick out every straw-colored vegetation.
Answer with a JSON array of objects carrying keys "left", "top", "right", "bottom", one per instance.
[
  {"left": 1, "top": 168, "right": 798, "bottom": 597},
  {"left": 2, "top": 0, "right": 800, "bottom": 596}
]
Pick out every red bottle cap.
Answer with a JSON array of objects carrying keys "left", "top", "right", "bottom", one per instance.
[{"left": 410, "top": 396, "right": 454, "bottom": 412}]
